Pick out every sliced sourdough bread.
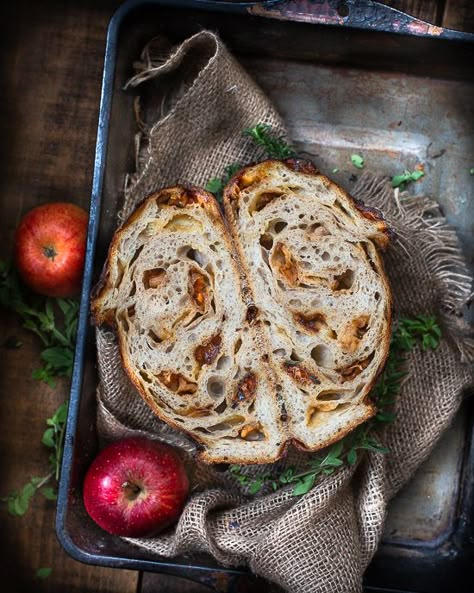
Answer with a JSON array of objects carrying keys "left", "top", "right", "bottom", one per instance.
[{"left": 92, "top": 161, "right": 392, "bottom": 464}]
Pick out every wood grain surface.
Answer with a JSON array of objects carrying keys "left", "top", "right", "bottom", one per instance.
[{"left": 0, "top": 1, "right": 471, "bottom": 593}]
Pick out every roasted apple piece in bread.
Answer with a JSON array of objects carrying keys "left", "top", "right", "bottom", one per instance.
[{"left": 92, "top": 160, "right": 391, "bottom": 464}]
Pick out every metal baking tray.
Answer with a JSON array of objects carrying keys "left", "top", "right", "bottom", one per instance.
[{"left": 56, "top": 1, "right": 474, "bottom": 591}]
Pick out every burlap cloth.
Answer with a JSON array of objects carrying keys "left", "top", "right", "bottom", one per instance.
[{"left": 95, "top": 32, "right": 474, "bottom": 592}]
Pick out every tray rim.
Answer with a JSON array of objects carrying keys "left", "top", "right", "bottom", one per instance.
[{"left": 55, "top": 0, "right": 474, "bottom": 581}]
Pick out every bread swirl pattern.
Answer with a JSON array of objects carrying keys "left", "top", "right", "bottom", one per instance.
[{"left": 92, "top": 161, "right": 391, "bottom": 464}]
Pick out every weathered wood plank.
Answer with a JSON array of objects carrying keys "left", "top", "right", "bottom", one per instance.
[{"left": 0, "top": 1, "right": 138, "bottom": 591}]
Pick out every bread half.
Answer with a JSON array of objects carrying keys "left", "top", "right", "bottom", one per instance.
[
  {"left": 224, "top": 160, "right": 391, "bottom": 453},
  {"left": 92, "top": 162, "right": 391, "bottom": 464}
]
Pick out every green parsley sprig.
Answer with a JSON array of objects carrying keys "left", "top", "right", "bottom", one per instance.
[
  {"left": 243, "top": 123, "right": 297, "bottom": 159},
  {"left": 391, "top": 169, "right": 424, "bottom": 190},
  {"left": 229, "top": 314, "right": 441, "bottom": 496},
  {"left": 1, "top": 259, "right": 76, "bottom": 516},
  {"left": 205, "top": 123, "right": 296, "bottom": 201},
  {"left": 351, "top": 154, "right": 365, "bottom": 169},
  {"left": 2, "top": 401, "right": 68, "bottom": 516},
  {"left": 205, "top": 163, "right": 243, "bottom": 202},
  {"left": 0, "top": 260, "right": 79, "bottom": 387}
]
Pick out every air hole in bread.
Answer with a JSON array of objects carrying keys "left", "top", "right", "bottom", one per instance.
[
  {"left": 139, "top": 370, "right": 153, "bottom": 384},
  {"left": 334, "top": 199, "right": 354, "bottom": 220},
  {"left": 374, "top": 291, "right": 380, "bottom": 301},
  {"left": 289, "top": 299, "right": 303, "bottom": 307},
  {"left": 274, "top": 221, "right": 288, "bottom": 234},
  {"left": 115, "top": 258, "right": 127, "bottom": 289},
  {"left": 360, "top": 242, "right": 378, "bottom": 273},
  {"left": 207, "top": 377, "right": 225, "bottom": 398},
  {"left": 208, "top": 416, "right": 246, "bottom": 432},
  {"left": 338, "top": 352, "right": 374, "bottom": 382},
  {"left": 157, "top": 371, "right": 197, "bottom": 394},
  {"left": 178, "top": 246, "right": 206, "bottom": 266},
  {"left": 317, "top": 391, "right": 347, "bottom": 402},
  {"left": 321, "top": 252, "right": 330, "bottom": 261},
  {"left": 165, "top": 343, "right": 174, "bottom": 353},
  {"left": 216, "top": 355, "right": 231, "bottom": 371},
  {"left": 246, "top": 305, "right": 258, "bottom": 324},
  {"left": 180, "top": 407, "right": 212, "bottom": 419},
  {"left": 259, "top": 234, "right": 274, "bottom": 250},
  {"left": 129, "top": 281, "right": 136, "bottom": 297},
  {"left": 164, "top": 214, "right": 203, "bottom": 233},
  {"left": 143, "top": 268, "right": 166, "bottom": 289},
  {"left": 272, "top": 348, "right": 286, "bottom": 358},
  {"left": 129, "top": 244, "right": 144, "bottom": 268},
  {"left": 127, "top": 305, "right": 135, "bottom": 319},
  {"left": 333, "top": 269, "right": 354, "bottom": 291},
  {"left": 307, "top": 403, "right": 351, "bottom": 425},
  {"left": 214, "top": 400, "right": 228, "bottom": 414},
  {"left": 290, "top": 350, "right": 303, "bottom": 362},
  {"left": 310, "top": 344, "right": 333, "bottom": 367},
  {"left": 340, "top": 315, "right": 370, "bottom": 353},
  {"left": 251, "top": 191, "right": 285, "bottom": 213},
  {"left": 147, "top": 329, "right": 163, "bottom": 344},
  {"left": 240, "top": 422, "right": 265, "bottom": 441},
  {"left": 234, "top": 339, "right": 242, "bottom": 354}
]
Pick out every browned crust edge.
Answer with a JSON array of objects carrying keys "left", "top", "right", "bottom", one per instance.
[{"left": 223, "top": 158, "right": 391, "bottom": 249}]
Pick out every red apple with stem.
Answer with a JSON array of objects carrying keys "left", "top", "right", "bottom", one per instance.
[
  {"left": 83, "top": 437, "right": 189, "bottom": 537},
  {"left": 14, "top": 202, "right": 88, "bottom": 297}
]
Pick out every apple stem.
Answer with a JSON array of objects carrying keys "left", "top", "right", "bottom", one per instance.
[
  {"left": 121, "top": 481, "right": 141, "bottom": 501},
  {"left": 43, "top": 245, "right": 58, "bottom": 261}
]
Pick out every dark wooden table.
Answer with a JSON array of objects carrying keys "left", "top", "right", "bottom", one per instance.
[{"left": 0, "top": 1, "right": 472, "bottom": 592}]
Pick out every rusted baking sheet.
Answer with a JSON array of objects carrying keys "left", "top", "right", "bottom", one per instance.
[{"left": 57, "top": 2, "right": 474, "bottom": 593}]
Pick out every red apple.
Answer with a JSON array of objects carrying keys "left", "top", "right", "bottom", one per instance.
[
  {"left": 83, "top": 437, "right": 189, "bottom": 537},
  {"left": 14, "top": 202, "right": 88, "bottom": 297}
]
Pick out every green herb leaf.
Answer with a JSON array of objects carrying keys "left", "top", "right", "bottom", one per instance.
[
  {"left": 243, "top": 123, "right": 296, "bottom": 159},
  {"left": 32, "top": 367, "right": 56, "bottom": 388},
  {"left": 391, "top": 169, "right": 424, "bottom": 190},
  {"left": 36, "top": 567, "right": 52, "bottom": 579},
  {"left": 346, "top": 448, "right": 357, "bottom": 466},
  {"left": 0, "top": 260, "right": 79, "bottom": 385},
  {"left": 205, "top": 163, "right": 243, "bottom": 202},
  {"left": 42, "top": 428, "right": 55, "bottom": 448},
  {"left": 351, "top": 154, "right": 365, "bottom": 169},
  {"left": 41, "top": 487, "right": 57, "bottom": 501},
  {"left": 248, "top": 479, "right": 264, "bottom": 495},
  {"left": 293, "top": 474, "right": 316, "bottom": 496},
  {"left": 205, "top": 178, "right": 223, "bottom": 194}
]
